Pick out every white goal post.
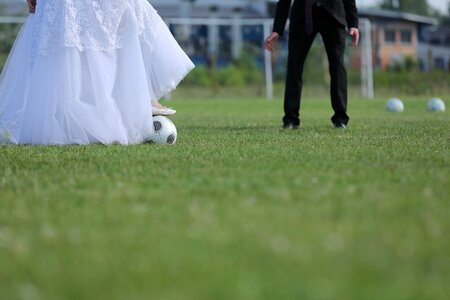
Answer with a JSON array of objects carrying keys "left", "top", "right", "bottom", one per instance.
[
  {"left": 165, "top": 17, "right": 374, "bottom": 100},
  {"left": 359, "top": 18, "right": 374, "bottom": 99}
]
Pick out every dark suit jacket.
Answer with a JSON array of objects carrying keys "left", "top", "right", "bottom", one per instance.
[{"left": 273, "top": 0, "right": 358, "bottom": 36}]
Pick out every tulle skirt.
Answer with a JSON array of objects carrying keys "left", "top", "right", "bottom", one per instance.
[{"left": 0, "top": 1, "right": 194, "bottom": 145}]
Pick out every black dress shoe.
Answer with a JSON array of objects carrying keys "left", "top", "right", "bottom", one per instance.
[
  {"left": 333, "top": 123, "right": 347, "bottom": 129},
  {"left": 282, "top": 123, "right": 300, "bottom": 129}
]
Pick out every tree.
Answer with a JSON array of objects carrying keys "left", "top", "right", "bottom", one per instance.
[
  {"left": 380, "top": 0, "right": 431, "bottom": 16},
  {"left": 380, "top": 0, "right": 400, "bottom": 10},
  {"left": 439, "top": 4, "right": 450, "bottom": 25}
]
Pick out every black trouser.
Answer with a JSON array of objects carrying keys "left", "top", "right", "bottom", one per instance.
[{"left": 283, "top": 6, "right": 349, "bottom": 126}]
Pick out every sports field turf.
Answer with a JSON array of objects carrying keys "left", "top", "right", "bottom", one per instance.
[{"left": 0, "top": 97, "right": 449, "bottom": 299}]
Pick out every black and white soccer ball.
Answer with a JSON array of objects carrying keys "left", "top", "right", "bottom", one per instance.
[{"left": 147, "top": 116, "right": 177, "bottom": 145}]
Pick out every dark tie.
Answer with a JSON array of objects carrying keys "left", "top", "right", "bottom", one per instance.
[{"left": 305, "top": 0, "right": 313, "bottom": 34}]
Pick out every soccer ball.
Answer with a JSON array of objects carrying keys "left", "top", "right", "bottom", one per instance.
[
  {"left": 147, "top": 116, "right": 177, "bottom": 145},
  {"left": 386, "top": 98, "right": 404, "bottom": 112},
  {"left": 427, "top": 98, "right": 445, "bottom": 112}
]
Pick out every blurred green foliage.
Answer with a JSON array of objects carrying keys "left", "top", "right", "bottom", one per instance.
[
  {"left": 0, "top": 23, "right": 21, "bottom": 71},
  {"left": 183, "top": 49, "right": 264, "bottom": 88}
]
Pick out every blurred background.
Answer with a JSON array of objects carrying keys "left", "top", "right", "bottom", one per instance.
[{"left": 0, "top": 0, "right": 449, "bottom": 99}]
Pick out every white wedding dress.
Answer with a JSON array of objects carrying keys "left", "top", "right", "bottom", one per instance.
[{"left": 0, "top": 0, "right": 194, "bottom": 145}]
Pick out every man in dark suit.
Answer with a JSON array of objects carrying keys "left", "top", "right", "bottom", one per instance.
[{"left": 265, "top": 0, "right": 359, "bottom": 129}]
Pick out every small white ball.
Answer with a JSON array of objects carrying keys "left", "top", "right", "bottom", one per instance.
[
  {"left": 427, "top": 98, "right": 446, "bottom": 112},
  {"left": 386, "top": 98, "right": 404, "bottom": 113}
]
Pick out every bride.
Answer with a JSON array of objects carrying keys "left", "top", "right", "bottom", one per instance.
[{"left": 0, "top": 0, "right": 194, "bottom": 145}]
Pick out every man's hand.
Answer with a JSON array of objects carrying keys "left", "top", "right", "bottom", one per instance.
[
  {"left": 349, "top": 27, "right": 359, "bottom": 47},
  {"left": 264, "top": 32, "right": 280, "bottom": 52},
  {"left": 27, "top": 0, "right": 36, "bottom": 14}
]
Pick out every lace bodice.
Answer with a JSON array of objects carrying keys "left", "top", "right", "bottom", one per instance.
[{"left": 32, "top": 0, "right": 158, "bottom": 55}]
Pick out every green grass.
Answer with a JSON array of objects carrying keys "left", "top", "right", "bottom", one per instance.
[{"left": 0, "top": 96, "right": 449, "bottom": 300}]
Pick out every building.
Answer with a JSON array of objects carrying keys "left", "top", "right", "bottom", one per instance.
[
  {"left": 420, "top": 26, "right": 450, "bottom": 71},
  {"left": 150, "top": 0, "right": 270, "bottom": 19},
  {"left": 357, "top": 9, "right": 438, "bottom": 70}
]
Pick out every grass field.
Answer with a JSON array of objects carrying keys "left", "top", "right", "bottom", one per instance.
[{"left": 0, "top": 96, "right": 449, "bottom": 300}]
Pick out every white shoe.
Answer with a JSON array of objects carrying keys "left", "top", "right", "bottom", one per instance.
[{"left": 152, "top": 106, "right": 176, "bottom": 116}]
